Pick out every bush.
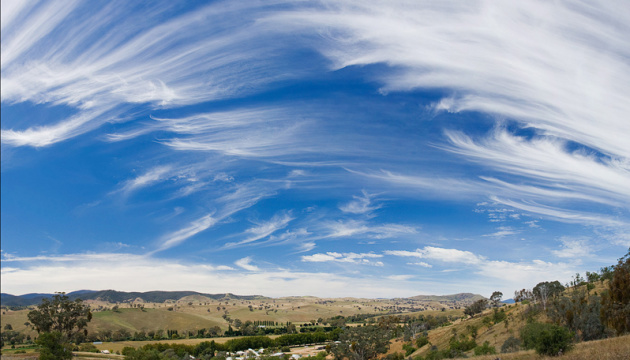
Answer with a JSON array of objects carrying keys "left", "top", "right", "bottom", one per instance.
[
  {"left": 473, "top": 341, "right": 496, "bottom": 356},
  {"left": 386, "top": 352, "right": 405, "bottom": 360},
  {"left": 521, "top": 322, "right": 573, "bottom": 356},
  {"left": 492, "top": 308, "right": 506, "bottom": 324},
  {"left": 415, "top": 336, "right": 429, "bottom": 348},
  {"left": 402, "top": 343, "right": 417, "bottom": 356},
  {"left": 78, "top": 343, "right": 100, "bottom": 353},
  {"left": 500, "top": 336, "right": 521, "bottom": 353}
]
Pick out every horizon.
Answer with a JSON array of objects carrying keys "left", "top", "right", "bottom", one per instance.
[
  {"left": 1, "top": 289, "right": 484, "bottom": 299},
  {"left": 2, "top": 1, "right": 629, "bottom": 299}
]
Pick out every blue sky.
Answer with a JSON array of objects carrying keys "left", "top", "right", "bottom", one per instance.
[{"left": 2, "top": 0, "right": 629, "bottom": 298}]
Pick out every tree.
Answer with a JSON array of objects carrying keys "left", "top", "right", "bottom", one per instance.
[
  {"left": 36, "top": 332, "right": 74, "bottom": 360},
  {"left": 547, "top": 285, "right": 605, "bottom": 341},
  {"left": 28, "top": 292, "right": 92, "bottom": 360},
  {"left": 28, "top": 292, "right": 92, "bottom": 342},
  {"left": 533, "top": 281, "right": 564, "bottom": 310},
  {"left": 514, "top": 288, "right": 534, "bottom": 303},
  {"left": 490, "top": 291, "right": 503, "bottom": 307},
  {"left": 330, "top": 326, "right": 390, "bottom": 360},
  {"left": 463, "top": 299, "right": 487, "bottom": 317},
  {"left": 601, "top": 248, "right": 630, "bottom": 335}
]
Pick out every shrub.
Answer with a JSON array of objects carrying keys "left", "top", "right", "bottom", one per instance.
[
  {"left": 473, "top": 341, "right": 496, "bottom": 356},
  {"left": 492, "top": 308, "right": 507, "bottom": 324},
  {"left": 78, "top": 343, "right": 100, "bottom": 353},
  {"left": 415, "top": 336, "right": 429, "bottom": 348},
  {"left": 500, "top": 336, "right": 521, "bottom": 353},
  {"left": 402, "top": 343, "right": 417, "bottom": 356},
  {"left": 521, "top": 322, "right": 573, "bottom": 356},
  {"left": 386, "top": 352, "right": 405, "bottom": 360}
]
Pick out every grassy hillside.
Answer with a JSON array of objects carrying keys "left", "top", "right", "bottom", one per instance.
[
  {"left": 1, "top": 295, "right": 468, "bottom": 340},
  {"left": 469, "top": 334, "right": 630, "bottom": 360}
]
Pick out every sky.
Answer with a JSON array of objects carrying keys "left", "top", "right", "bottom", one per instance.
[{"left": 1, "top": 0, "right": 629, "bottom": 299}]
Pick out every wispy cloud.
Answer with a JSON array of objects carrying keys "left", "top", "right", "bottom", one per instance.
[
  {"left": 483, "top": 226, "right": 519, "bottom": 238},
  {"left": 117, "top": 165, "right": 172, "bottom": 195},
  {"left": 301, "top": 252, "right": 383, "bottom": 266},
  {"left": 267, "top": 0, "right": 630, "bottom": 235},
  {"left": 407, "top": 262, "right": 432, "bottom": 268},
  {"left": 444, "top": 129, "right": 630, "bottom": 206},
  {"left": 273, "top": 0, "right": 630, "bottom": 159},
  {"left": 234, "top": 257, "right": 259, "bottom": 272},
  {"left": 492, "top": 197, "right": 628, "bottom": 227},
  {"left": 155, "top": 214, "right": 217, "bottom": 252},
  {"left": 339, "top": 190, "right": 380, "bottom": 215},
  {"left": 225, "top": 212, "right": 295, "bottom": 248},
  {"left": 1, "top": 2, "right": 302, "bottom": 147},
  {"left": 551, "top": 237, "right": 593, "bottom": 259},
  {"left": 325, "top": 219, "right": 416, "bottom": 239}
]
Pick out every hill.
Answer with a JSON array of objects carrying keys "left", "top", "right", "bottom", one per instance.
[
  {"left": 0, "top": 290, "right": 265, "bottom": 307},
  {"left": 406, "top": 293, "right": 485, "bottom": 303}
]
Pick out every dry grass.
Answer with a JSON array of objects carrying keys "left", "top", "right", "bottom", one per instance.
[
  {"left": 1, "top": 296, "right": 465, "bottom": 337},
  {"left": 411, "top": 303, "right": 541, "bottom": 358},
  {"left": 469, "top": 334, "right": 630, "bottom": 360}
]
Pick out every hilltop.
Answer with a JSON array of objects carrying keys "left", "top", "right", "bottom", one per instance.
[
  {"left": 1, "top": 291, "right": 483, "bottom": 308},
  {"left": 0, "top": 290, "right": 265, "bottom": 307}
]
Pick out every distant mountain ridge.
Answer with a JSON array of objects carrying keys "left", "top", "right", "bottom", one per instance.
[
  {"left": 0, "top": 290, "right": 265, "bottom": 307},
  {"left": 1, "top": 290, "right": 485, "bottom": 307},
  {"left": 406, "top": 293, "right": 486, "bottom": 302}
]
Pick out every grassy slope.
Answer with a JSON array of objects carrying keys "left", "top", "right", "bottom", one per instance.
[
  {"left": 470, "top": 334, "right": 630, "bottom": 360},
  {"left": 1, "top": 296, "right": 460, "bottom": 339},
  {"left": 405, "top": 282, "right": 623, "bottom": 359}
]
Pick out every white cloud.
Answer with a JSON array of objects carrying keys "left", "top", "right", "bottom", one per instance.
[
  {"left": 551, "top": 237, "right": 593, "bottom": 259},
  {"left": 444, "top": 129, "right": 630, "bottom": 207},
  {"left": 483, "top": 226, "right": 519, "bottom": 238},
  {"left": 295, "top": 242, "right": 316, "bottom": 253},
  {"left": 272, "top": 0, "right": 630, "bottom": 160},
  {"left": 420, "top": 247, "right": 485, "bottom": 265},
  {"left": 235, "top": 256, "right": 260, "bottom": 272},
  {"left": 339, "top": 190, "right": 380, "bottom": 215},
  {"left": 301, "top": 252, "right": 383, "bottom": 266},
  {"left": 213, "top": 173, "right": 234, "bottom": 182},
  {"left": 492, "top": 197, "right": 628, "bottom": 227},
  {"left": 407, "top": 262, "right": 432, "bottom": 268},
  {"left": 0, "top": 252, "right": 445, "bottom": 297},
  {"left": 118, "top": 165, "right": 172, "bottom": 194},
  {"left": 476, "top": 259, "right": 576, "bottom": 291},
  {"left": 1, "top": 252, "right": 144, "bottom": 263},
  {"left": 385, "top": 246, "right": 484, "bottom": 265},
  {"left": 225, "top": 212, "right": 294, "bottom": 248},
  {"left": 156, "top": 214, "right": 217, "bottom": 252},
  {"left": 1, "top": 107, "right": 116, "bottom": 147},
  {"left": 1, "top": 2, "right": 305, "bottom": 147},
  {"left": 0, "top": 248, "right": 582, "bottom": 298},
  {"left": 384, "top": 250, "right": 423, "bottom": 258},
  {"left": 325, "top": 220, "right": 416, "bottom": 239}
]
